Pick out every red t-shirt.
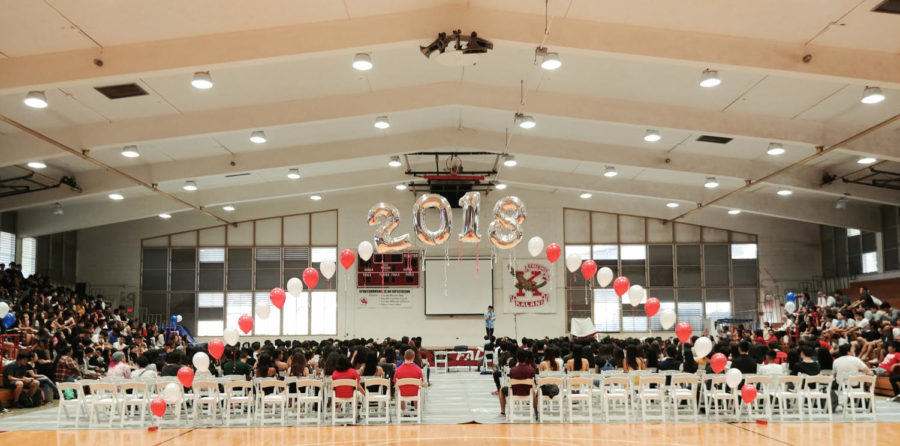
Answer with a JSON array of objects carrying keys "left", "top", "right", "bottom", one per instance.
[
  {"left": 878, "top": 353, "right": 899, "bottom": 373},
  {"left": 509, "top": 364, "right": 536, "bottom": 396},
  {"left": 332, "top": 368, "right": 360, "bottom": 398},
  {"left": 393, "top": 362, "right": 423, "bottom": 396}
]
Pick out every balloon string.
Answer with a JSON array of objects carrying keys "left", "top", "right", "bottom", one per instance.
[
  {"left": 457, "top": 241, "right": 462, "bottom": 265},
  {"left": 476, "top": 243, "right": 480, "bottom": 275}
]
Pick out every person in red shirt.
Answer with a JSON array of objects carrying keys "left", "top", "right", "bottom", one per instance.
[
  {"left": 331, "top": 355, "right": 365, "bottom": 398},
  {"left": 393, "top": 349, "right": 424, "bottom": 410},
  {"left": 874, "top": 341, "right": 899, "bottom": 377},
  {"left": 498, "top": 350, "right": 535, "bottom": 416}
]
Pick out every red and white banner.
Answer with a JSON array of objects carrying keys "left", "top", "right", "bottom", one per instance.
[{"left": 502, "top": 260, "right": 555, "bottom": 314}]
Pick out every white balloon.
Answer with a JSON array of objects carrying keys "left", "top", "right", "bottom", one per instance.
[
  {"left": 725, "top": 368, "right": 743, "bottom": 389},
  {"left": 176, "top": 315, "right": 183, "bottom": 323},
  {"left": 659, "top": 308, "right": 677, "bottom": 330},
  {"left": 163, "top": 382, "right": 182, "bottom": 404},
  {"left": 255, "top": 301, "right": 271, "bottom": 320},
  {"left": 286, "top": 277, "right": 303, "bottom": 297},
  {"left": 627, "top": 284, "right": 644, "bottom": 307},
  {"left": 223, "top": 327, "right": 240, "bottom": 346},
  {"left": 320, "top": 260, "right": 336, "bottom": 280},
  {"left": 527, "top": 236, "right": 544, "bottom": 257},
  {"left": 192, "top": 352, "right": 210, "bottom": 370},
  {"left": 0, "top": 302, "right": 8, "bottom": 319},
  {"left": 693, "top": 336, "right": 713, "bottom": 358},
  {"left": 596, "top": 267, "right": 613, "bottom": 288},
  {"left": 565, "top": 253, "right": 581, "bottom": 273},
  {"left": 784, "top": 301, "right": 796, "bottom": 314},
  {"left": 357, "top": 241, "right": 374, "bottom": 262}
]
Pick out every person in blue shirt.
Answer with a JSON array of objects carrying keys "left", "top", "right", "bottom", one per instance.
[{"left": 484, "top": 305, "right": 495, "bottom": 338}]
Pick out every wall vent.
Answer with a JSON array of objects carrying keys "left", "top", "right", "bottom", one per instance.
[
  {"left": 696, "top": 135, "right": 733, "bottom": 144},
  {"left": 225, "top": 173, "right": 251, "bottom": 178},
  {"left": 94, "top": 83, "right": 148, "bottom": 99}
]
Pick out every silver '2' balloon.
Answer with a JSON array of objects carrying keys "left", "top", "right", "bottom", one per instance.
[
  {"left": 488, "top": 196, "right": 526, "bottom": 249},
  {"left": 412, "top": 194, "right": 452, "bottom": 245},
  {"left": 458, "top": 191, "right": 481, "bottom": 243},
  {"left": 367, "top": 202, "right": 411, "bottom": 253}
]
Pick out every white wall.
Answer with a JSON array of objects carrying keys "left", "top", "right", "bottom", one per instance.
[{"left": 60, "top": 185, "right": 821, "bottom": 346}]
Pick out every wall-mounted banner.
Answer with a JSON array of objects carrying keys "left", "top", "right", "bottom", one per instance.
[
  {"left": 356, "top": 288, "right": 413, "bottom": 309},
  {"left": 502, "top": 260, "right": 554, "bottom": 314}
]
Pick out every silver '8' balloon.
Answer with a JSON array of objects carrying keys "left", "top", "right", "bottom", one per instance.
[{"left": 488, "top": 196, "right": 526, "bottom": 249}]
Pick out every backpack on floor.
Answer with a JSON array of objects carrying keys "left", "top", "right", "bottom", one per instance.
[{"left": 18, "top": 392, "right": 35, "bottom": 408}]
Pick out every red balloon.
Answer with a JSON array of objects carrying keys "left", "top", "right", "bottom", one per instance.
[
  {"left": 710, "top": 352, "right": 727, "bottom": 374},
  {"left": 580, "top": 260, "right": 597, "bottom": 281},
  {"left": 675, "top": 322, "right": 692, "bottom": 343},
  {"left": 207, "top": 338, "right": 225, "bottom": 360},
  {"left": 340, "top": 249, "right": 355, "bottom": 270},
  {"left": 177, "top": 366, "right": 194, "bottom": 388},
  {"left": 644, "top": 297, "right": 660, "bottom": 317},
  {"left": 269, "top": 287, "right": 286, "bottom": 310},
  {"left": 238, "top": 314, "right": 253, "bottom": 334},
  {"left": 741, "top": 384, "right": 758, "bottom": 404},
  {"left": 613, "top": 276, "right": 630, "bottom": 297},
  {"left": 545, "top": 243, "right": 561, "bottom": 263},
  {"left": 303, "top": 267, "right": 320, "bottom": 289},
  {"left": 150, "top": 397, "right": 167, "bottom": 417}
]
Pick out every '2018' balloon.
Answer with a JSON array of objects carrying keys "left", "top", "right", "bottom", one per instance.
[
  {"left": 413, "top": 194, "right": 453, "bottom": 245},
  {"left": 488, "top": 196, "right": 526, "bottom": 249},
  {"left": 458, "top": 192, "right": 481, "bottom": 243},
  {"left": 368, "top": 203, "right": 411, "bottom": 253}
]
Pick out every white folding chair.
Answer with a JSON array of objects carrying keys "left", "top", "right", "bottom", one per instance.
[
  {"left": 118, "top": 381, "right": 149, "bottom": 428},
  {"left": 87, "top": 382, "right": 119, "bottom": 428},
  {"left": 601, "top": 376, "right": 630, "bottom": 421},
  {"left": 295, "top": 379, "right": 323, "bottom": 424},
  {"left": 283, "top": 376, "right": 299, "bottom": 416},
  {"left": 566, "top": 376, "right": 594, "bottom": 422},
  {"left": 668, "top": 375, "right": 699, "bottom": 420},
  {"left": 191, "top": 380, "right": 221, "bottom": 427},
  {"left": 772, "top": 375, "right": 804, "bottom": 420},
  {"left": 536, "top": 377, "right": 564, "bottom": 423},
  {"left": 433, "top": 352, "right": 449, "bottom": 372},
  {"left": 395, "top": 378, "right": 423, "bottom": 424},
  {"left": 802, "top": 375, "right": 833, "bottom": 419},
  {"left": 846, "top": 375, "right": 876, "bottom": 418},
  {"left": 637, "top": 375, "right": 666, "bottom": 421},
  {"left": 506, "top": 378, "right": 535, "bottom": 423},
  {"left": 742, "top": 375, "right": 772, "bottom": 419},
  {"left": 362, "top": 377, "right": 391, "bottom": 424},
  {"left": 330, "top": 379, "right": 359, "bottom": 425},
  {"left": 224, "top": 381, "right": 253, "bottom": 426},
  {"left": 705, "top": 375, "right": 736, "bottom": 420},
  {"left": 258, "top": 380, "right": 287, "bottom": 425},
  {"left": 56, "top": 382, "right": 86, "bottom": 427}
]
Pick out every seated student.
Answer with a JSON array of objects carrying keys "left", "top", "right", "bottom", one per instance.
[
  {"left": 106, "top": 351, "right": 132, "bottom": 379},
  {"left": 873, "top": 341, "right": 899, "bottom": 377},
  {"left": 758, "top": 350, "right": 786, "bottom": 376},
  {"left": 3, "top": 352, "right": 41, "bottom": 408},
  {"left": 832, "top": 343, "right": 872, "bottom": 378},
  {"left": 394, "top": 349, "right": 424, "bottom": 409},
  {"left": 133, "top": 355, "right": 158, "bottom": 378},
  {"left": 160, "top": 350, "right": 184, "bottom": 377},
  {"left": 791, "top": 346, "right": 821, "bottom": 376},
  {"left": 332, "top": 355, "right": 365, "bottom": 398},
  {"left": 498, "top": 349, "right": 535, "bottom": 416},
  {"left": 657, "top": 345, "right": 681, "bottom": 371},
  {"left": 538, "top": 347, "right": 562, "bottom": 398}
]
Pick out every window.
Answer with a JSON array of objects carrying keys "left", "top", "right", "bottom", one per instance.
[
  {"left": 847, "top": 228, "right": 861, "bottom": 237},
  {"left": 21, "top": 237, "right": 36, "bottom": 277},
  {"left": 621, "top": 287, "right": 647, "bottom": 332},
  {"left": 592, "top": 245, "right": 618, "bottom": 260},
  {"left": 225, "top": 292, "right": 252, "bottom": 330},
  {"left": 283, "top": 292, "right": 310, "bottom": 336},
  {"left": 593, "top": 289, "right": 620, "bottom": 332},
  {"left": 197, "top": 292, "right": 224, "bottom": 336},
  {"left": 254, "top": 291, "right": 281, "bottom": 335},
  {"left": 862, "top": 252, "right": 878, "bottom": 274},
  {"left": 620, "top": 245, "right": 646, "bottom": 260},
  {"left": 310, "top": 291, "right": 337, "bottom": 335},
  {"left": 0, "top": 232, "right": 15, "bottom": 266},
  {"left": 705, "top": 288, "right": 731, "bottom": 321},
  {"left": 677, "top": 288, "right": 704, "bottom": 330},
  {"left": 731, "top": 244, "right": 758, "bottom": 259},
  {"left": 566, "top": 245, "right": 591, "bottom": 260}
]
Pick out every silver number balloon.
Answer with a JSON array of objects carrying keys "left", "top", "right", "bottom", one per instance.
[
  {"left": 489, "top": 196, "right": 526, "bottom": 249},
  {"left": 367, "top": 202, "right": 411, "bottom": 253},
  {"left": 458, "top": 191, "right": 481, "bottom": 243},
  {"left": 413, "top": 193, "right": 452, "bottom": 246}
]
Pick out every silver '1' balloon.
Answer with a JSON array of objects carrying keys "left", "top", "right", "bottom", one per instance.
[
  {"left": 488, "top": 196, "right": 526, "bottom": 249},
  {"left": 458, "top": 191, "right": 481, "bottom": 243},
  {"left": 367, "top": 202, "right": 411, "bottom": 253},
  {"left": 412, "top": 193, "right": 452, "bottom": 246}
]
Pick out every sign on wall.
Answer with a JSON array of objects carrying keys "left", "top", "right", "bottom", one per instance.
[
  {"left": 356, "top": 288, "right": 413, "bottom": 309},
  {"left": 502, "top": 260, "right": 555, "bottom": 314}
]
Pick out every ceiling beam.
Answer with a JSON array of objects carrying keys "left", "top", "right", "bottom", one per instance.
[{"left": 1, "top": 5, "right": 898, "bottom": 94}]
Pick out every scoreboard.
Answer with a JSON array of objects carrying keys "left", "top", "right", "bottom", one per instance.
[{"left": 357, "top": 251, "right": 420, "bottom": 287}]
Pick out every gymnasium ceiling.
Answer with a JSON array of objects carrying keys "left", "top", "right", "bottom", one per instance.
[{"left": 0, "top": 0, "right": 898, "bottom": 235}]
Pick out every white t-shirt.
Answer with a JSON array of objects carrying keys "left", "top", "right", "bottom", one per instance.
[
  {"left": 832, "top": 355, "right": 868, "bottom": 378},
  {"left": 758, "top": 363, "right": 785, "bottom": 376},
  {"left": 827, "top": 295, "right": 836, "bottom": 307}
]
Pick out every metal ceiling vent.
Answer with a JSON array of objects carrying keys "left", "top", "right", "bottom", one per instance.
[
  {"left": 94, "top": 83, "right": 148, "bottom": 99},
  {"left": 873, "top": 0, "right": 900, "bottom": 14},
  {"left": 696, "top": 135, "right": 733, "bottom": 144}
]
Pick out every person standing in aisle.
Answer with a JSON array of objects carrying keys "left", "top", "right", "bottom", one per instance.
[{"left": 484, "top": 305, "right": 495, "bottom": 338}]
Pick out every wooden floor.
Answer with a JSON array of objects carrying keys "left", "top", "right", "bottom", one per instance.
[{"left": 5, "top": 422, "right": 898, "bottom": 446}]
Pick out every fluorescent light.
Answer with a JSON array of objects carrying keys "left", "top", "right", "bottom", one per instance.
[
  {"left": 374, "top": 116, "right": 390, "bottom": 129},
  {"left": 27, "top": 161, "right": 47, "bottom": 169},
  {"left": 310, "top": 194, "right": 322, "bottom": 201},
  {"left": 860, "top": 86, "right": 884, "bottom": 104},
  {"left": 222, "top": 205, "right": 235, "bottom": 211},
  {"left": 191, "top": 71, "right": 213, "bottom": 89},
  {"left": 515, "top": 113, "right": 535, "bottom": 129},
  {"left": 777, "top": 189, "right": 792, "bottom": 196},
  {"left": 159, "top": 213, "right": 172, "bottom": 219},
  {"left": 388, "top": 156, "right": 402, "bottom": 167},
  {"left": 287, "top": 168, "right": 301, "bottom": 179},
  {"left": 503, "top": 155, "right": 517, "bottom": 167},
  {"left": 183, "top": 180, "right": 198, "bottom": 191},
  {"left": 249, "top": 130, "right": 267, "bottom": 144},
  {"left": 857, "top": 157, "right": 876, "bottom": 165},
  {"left": 767, "top": 143, "right": 785, "bottom": 156},
  {"left": 495, "top": 183, "right": 507, "bottom": 190},
  {"left": 108, "top": 193, "right": 124, "bottom": 201},
  {"left": 643, "top": 129, "right": 661, "bottom": 142},
  {"left": 728, "top": 209, "right": 741, "bottom": 215},
  {"left": 121, "top": 145, "right": 140, "bottom": 158},
  {"left": 579, "top": 192, "right": 593, "bottom": 199},
  {"left": 395, "top": 184, "right": 407, "bottom": 191},
  {"left": 52, "top": 203, "right": 63, "bottom": 216},
  {"left": 704, "top": 177, "right": 719, "bottom": 188},
  {"left": 666, "top": 202, "right": 680, "bottom": 208},
  {"left": 699, "top": 69, "right": 721, "bottom": 88},
  {"left": 603, "top": 166, "right": 618, "bottom": 177},
  {"left": 24, "top": 91, "right": 48, "bottom": 108},
  {"left": 540, "top": 52, "right": 561, "bottom": 70},
  {"left": 352, "top": 53, "right": 373, "bottom": 71},
  {"left": 835, "top": 197, "right": 848, "bottom": 210}
]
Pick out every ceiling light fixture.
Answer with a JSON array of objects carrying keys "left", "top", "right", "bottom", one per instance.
[
  {"left": 502, "top": 155, "right": 517, "bottom": 167},
  {"left": 108, "top": 193, "right": 124, "bottom": 200},
  {"left": 310, "top": 194, "right": 322, "bottom": 201},
  {"left": 52, "top": 202, "right": 63, "bottom": 216},
  {"left": 515, "top": 113, "right": 536, "bottom": 129},
  {"left": 777, "top": 189, "right": 793, "bottom": 196},
  {"left": 121, "top": 145, "right": 140, "bottom": 158},
  {"left": 536, "top": 47, "right": 562, "bottom": 70},
  {"left": 643, "top": 129, "right": 661, "bottom": 142},
  {"left": 704, "top": 177, "right": 719, "bottom": 188},
  {"left": 395, "top": 184, "right": 407, "bottom": 191},
  {"left": 388, "top": 156, "right": 402, "bottom": 167},
  {"left": 699, "top": 69, "right": 721, "bottom": 88},
  {"left": 27, "top": 161, "right": 47, "bottom": 169},
  {"left": 191, "top": 71, "right": 213, "bottom": 89},
  {"left": 249, "top": 130, "right": 267, "bottom": 144},
  {"left": 835, "top": 197, "right": 848, "bottom": 210},
  {"left": 159, "top": 213, "right": 172, "bottom": 219},
  {"left": 728, "top": 209, "right": 741, "bottom": 215},
  {"left": 580, "top": 192, "right": 593, "bottom": 199},
  {"left": 24, "top": 91, "right": 48, "bottom": 108},
  {"left": 287, "top": 168, "right": 301, "bottom": 179},
  {"left": 183, "top": 180, "right": 198, "bottom": 191},
  {"left": 857, "top": 157, "right": 877, "bottom": 165},
  {"left": 860, "top": 86, "right": 885, "bottom": 104},
  {"left": 666, "top": 202, "right": 680, "bottom": 208},
  {"left": 604, "top": 166, "right": 618, "bottom": 177},
  {"left": 495, "top": 183, "right": 508, "bottom": 190},
  {"left": 352, "top": 53, "right": 373, "bottom": 71},
  {"left": 374, "top": 116, "right": 390, "bottom": 129},
  {"left": 222, "top": 205, "right": 235, "bottom": 211},
  {"left": 767, "top": 142, "right": 785, "bottom": 156}
]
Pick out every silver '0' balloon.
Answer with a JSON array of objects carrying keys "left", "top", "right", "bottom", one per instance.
[
  {"left": 367, "top": 202, "right": 411, "bottom": 253},
  {"left": 458, "top": 191, "right": 481, "bottom": 243},
  {"left": 412, "top": 194, "right": 452, "bottom": 246},
  {"left": 488, "top": 196, "right": 526, "bottom": 249}
]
